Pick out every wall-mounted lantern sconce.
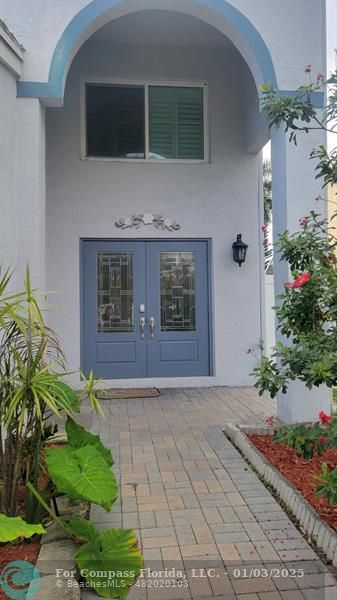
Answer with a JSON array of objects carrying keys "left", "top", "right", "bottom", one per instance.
[{"left": 232, "top": 234, "right": 248, "bottom": 267}]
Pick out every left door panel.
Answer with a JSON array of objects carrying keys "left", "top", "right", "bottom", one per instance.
[{"left": 82, "top": 240, "right": 147, "bottom": 378}]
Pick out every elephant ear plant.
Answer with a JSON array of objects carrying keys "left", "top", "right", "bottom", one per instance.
[
  {"left": 0, "top": 267, "right": 143, "bottom": 598},
  {"left": 28, "top": 417, "right": 143, "bottom": 599}
]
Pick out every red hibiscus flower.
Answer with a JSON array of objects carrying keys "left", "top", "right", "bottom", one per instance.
[
  {"left": 319, "top": 437, "right": 328, "bottom": 444},
  {"left": 319, "top": 411, "right": 332, "bottom": 425},
  {"left": 285, "top": 272, "right": 311, "bottom": 289}
]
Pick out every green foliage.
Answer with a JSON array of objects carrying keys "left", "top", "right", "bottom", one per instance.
[
  {"left": 252, "top": 70, "right": 337, "bottom": 400},
  {"left": 80, "top": 369, "right": 105, "bottom": 417},
  {"left": 28, "top": 414, "right": 144, "bottom": 598},
  {"left": 52, "top": 381, "right": 80, "bottom": 413},
  {"left": 46, "top": 445, "right": 118, "bottom": 511},
  {"left": 0, "top": 513, "right": 45, "bottom": 542},
  {"left": 263, "top": 159, "right": 272, "bottom": 224},
  {"left": 273, "top": 422, "right": 324, "bottom": 459},
  {"left": 64, "top": 516, "right": 98, "bottom": 543},
  {"left": 0, "top": 267, "right": 143, "bottom": 596},
  {"left": 65, "top": 417, "right": 114, "bottom": 466},
  {"left": 251, "top": 354, "right": 288, "bottom": 398},
  {"left": 0, "top": 266, "right": 105, "bottom": 521},
  {"left": 315, "top": 462, "right": 337, "bottom": 505},
  {"left": 75, "top": 528, "right": 143, "bottom": 599},
  {"left": 260, "top": 82, "right": 320, "bottom": 144},
  {"left": 260, "top": 71, "right": 337, "bottom": 189},
  {"left": 0, "top": 267, "right": 70, "bottom": 518},
  {"left": 252, "top": 210, "right": 337, "bottom": 397}
]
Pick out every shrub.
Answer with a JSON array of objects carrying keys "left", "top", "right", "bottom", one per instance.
[
  {"left": 273, "top": 422, "right": 325, "bottom": 459},
  {"left": 252, "top": 69, "right": 337, "bottom": 399},
  {"left": 315, "top": 462, "right": 337, "bottom": 505}
]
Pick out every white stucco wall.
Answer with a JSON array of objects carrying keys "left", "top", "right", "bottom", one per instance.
[
  {"left": 0, "top": 61, "right": 18, "bottom": 285},
  {"left": 0, "top": 24, "right": 46, "bottom": 290},
  {"left": 1, "top": 0, "right": 326, "bottom": 93},
  {"left": 45, "top": 41, "right": 262, "bottom": 386}
]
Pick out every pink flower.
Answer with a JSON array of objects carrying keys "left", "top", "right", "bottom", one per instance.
[
  {"left": 285, "top": 272, "right": 311, "bottom": 289},
  {"left": 316, "top": 73, "right": 325, "bottom": 82},
  {"left": 261, "top": 224, "right": 268, "bottom": 233},
  {"left": 319, "top": 437, "right": 328, "bottom": 444},
  {"left": 304, "top": 64, "right": 312, "bottom": 73},
  {"left": 299, "top": 217, "right": 309, "bottom": 228},
  {"left": 319, "top": 411, "right": 332, "bottom": 425},
  {"left": 263, "top": 238, "right": 269, "bottom": 247},
  {"left": 265, "top": 416, "right": 275, "bottom": 426}
]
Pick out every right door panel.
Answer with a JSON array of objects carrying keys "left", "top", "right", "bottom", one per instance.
[{"left": 146, "top": 241, "right": 211, "bottom": 377}]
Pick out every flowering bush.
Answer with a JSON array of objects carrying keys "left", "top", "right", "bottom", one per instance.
[
  {"left": 319, "top": 411, "right": 332, "bottom": 426},
  {"left": 253, "top": 212, "right": 337, "bottom": 395},
  {"left": 252, "top": 68, "right": 337, "bottom": 398}
]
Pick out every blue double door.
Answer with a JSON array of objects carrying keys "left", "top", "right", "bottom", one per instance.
[{"left": 82, "top": 240, "right": 210, "bottom": 379}]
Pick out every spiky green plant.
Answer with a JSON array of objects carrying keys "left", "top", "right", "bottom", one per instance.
[{"left": 0, "top": 267, "right": 80, "bottom": 519}]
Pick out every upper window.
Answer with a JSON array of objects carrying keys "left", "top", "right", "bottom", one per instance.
[{"left": 84, "top": 82, "right": 206, "bottom": 162}]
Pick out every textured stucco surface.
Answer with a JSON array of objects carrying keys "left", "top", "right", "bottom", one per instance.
[
  {"left": 45, "top": 42, "right": 263, "bottom": 387},
  {"left": 0, "top": 0, "right": 326, "bottom": 91},
  {"left": 0, "top": 0, "right": 330, "bottom": 419},
  {"left": 0, "top": 62, "right": 18, "bottom": 285},
  {"left": 0, "top": 61, "right": 46, "bottom": 288}
]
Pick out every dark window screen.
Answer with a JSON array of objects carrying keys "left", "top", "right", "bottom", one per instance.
[{"left": 86, "top": 84, "right": 145, "bottom": 158}]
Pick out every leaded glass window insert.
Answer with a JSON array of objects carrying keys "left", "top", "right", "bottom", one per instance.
[
  {"left": 97, "top": 253, "right": 134, "bottom": 332},
  {"left": 160, "top": 252, "right": 196, "bottom": 331}
]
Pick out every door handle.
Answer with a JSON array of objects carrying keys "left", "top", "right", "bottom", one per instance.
[
  {"left": 139, "top": 317, "right": 145, "bottom": 339},
  {"left": 148, "top": 316, "right": 155, "bottom": 339}
]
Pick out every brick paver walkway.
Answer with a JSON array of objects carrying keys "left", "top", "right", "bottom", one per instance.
[{"left": 81, "top": 387, "right": 337, "bottom": 600}]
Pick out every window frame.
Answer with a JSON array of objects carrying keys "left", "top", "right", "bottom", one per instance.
[{"left": 80, "top": 78, "right": 209, "bottom": 163}]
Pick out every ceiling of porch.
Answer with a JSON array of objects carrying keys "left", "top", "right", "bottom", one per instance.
[{"left": 89, "top": 9, "right": 235, "bottom": 49}]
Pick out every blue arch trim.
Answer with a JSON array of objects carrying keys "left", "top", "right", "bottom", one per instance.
[
  {"left": 16, "top": 0, "right": 324, "bottom": 108},
  {"left": 17, "top": 0, "right": 278, "bottom": 101}
]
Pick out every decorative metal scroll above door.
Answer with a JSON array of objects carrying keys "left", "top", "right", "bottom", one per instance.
[{"left": 115, "top": 214, "right": 180, "bottom": 231}]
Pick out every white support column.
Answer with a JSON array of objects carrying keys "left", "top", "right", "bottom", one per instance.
[
  {"left": 15, "top": 98, "right": 46, "bottom": 290},
  {"left": 271, "top": 126, "right": 331, "bottom": 423}
]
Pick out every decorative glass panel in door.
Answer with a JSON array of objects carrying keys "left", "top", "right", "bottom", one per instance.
[
  {"left": 160, "top": 252, "right": 196, "bottom": 331},
  {"left": 97, "top": 252, "right": 134, "bottom": 333}
]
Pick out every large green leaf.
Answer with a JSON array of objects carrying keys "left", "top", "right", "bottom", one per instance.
[
  {"left": 51, "top": 380, "right": 80, "bottom": 413},
  {"left": 46, "top": 445, "right": 118, "bottom": 511},
  {"left": 65, "top": 516, "right": 97, "bottom": 543},
  {"left": 0, "top": 514, "right": 45, "bottom": 542},
  {"left": 75, "top": 528, "right": 143, "bottom": 599},
  {"left": 65, "top": 417, "right": 113, "bottom": 466}
]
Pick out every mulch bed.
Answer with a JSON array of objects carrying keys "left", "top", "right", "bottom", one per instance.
[
  {"left": 0, "top": 541, "right": 40, "bottom": 600},
  {"left": 249, "top": 434, "right": 337, "bottom": 533}
]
